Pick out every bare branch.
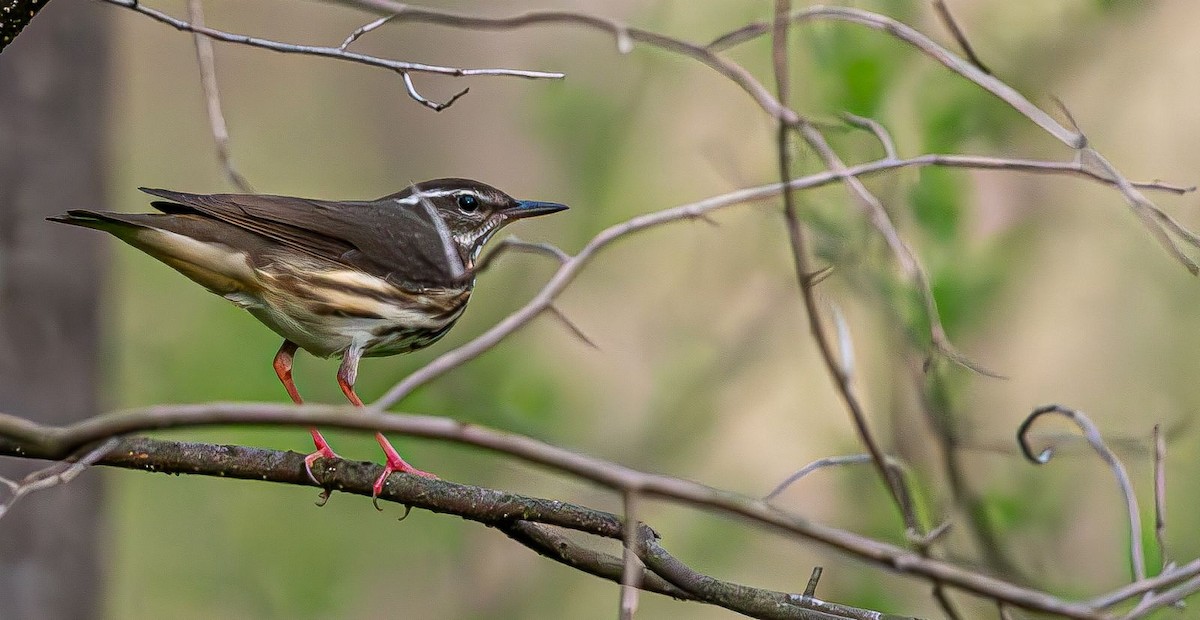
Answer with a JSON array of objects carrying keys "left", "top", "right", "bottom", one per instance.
[
  {"left": 1153, "top": 424, "right": 1171, "bottom": 572},
  {"left": 705, "top": 5, "right": 1200, "bottom": 275},
  {"left": 804, "top": 567, "right": 822, "bottom": 598},
  {"left": 100, "top": 0, "right": 564, "bottom": 110},
  {"left": 707, "top": 6, "right": 1080, "bottom": 147},
  {"left": 185, "top": 0, "right": 254, "bottom": 192},
  {"left": 1079, "top": 145, "right": 1200, "bottom": 274},
  {"left": 765, "top": 453, "right": 905, "bottom": 502},
  {"left": 548, "top": 305, "right": 598, "bottom": 350},
  {"left": 374, "top": 152, "right": 1190, "bottom": 409},
  {"left": 339, "top": 13, "right": 395, "bottom": 50},
  {"left": 472, "top": 237, "right": 573, "bottom": 275},
  {"left": 0, "top": 405, "right": 1105, "bottom": 617},
  {"left": 620, "top": 490, "right": 643, "bottom": 620},
  {"left": 498, "top": 520, "right": 690, "bottom": 600},
  {"left": 1122, "top": 575, "right": 1200, "bottom": 619},
  {"left": 326, "top": 0, "right": 1198, "bottom": 355},
  {"left": 1018, "top": 405, "right": 1146, "bottom": 582},
  {"left": 400, "top": 71, "right": 469, "bottom": 112},
  {"left": 840, "top": 112, "right": 897, "bottom": 160},
  {"left": 1091, "top": 559, "right": 1200, "bottom": 610},
  {"left": 770, "top": 27, "right": 946, "bottom": 620},
  {"left": 931, "top": 0, "right": 991, "bottom": 75},
  {"left": 0, "top": 438, "right": 118, "bottom": 521}
]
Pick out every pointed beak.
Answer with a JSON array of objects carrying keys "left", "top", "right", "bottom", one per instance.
[{"left": 507, "top": 199, "right": 569, "bottom": 219}]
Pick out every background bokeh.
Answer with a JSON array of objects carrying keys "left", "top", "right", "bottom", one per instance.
[{"left": 65, "top": 0, "right": 1200, "bottom": 617}]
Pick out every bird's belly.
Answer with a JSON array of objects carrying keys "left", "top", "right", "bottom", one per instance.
[{"left": 235, "top": 278, "right": 468, "bottom": 359}]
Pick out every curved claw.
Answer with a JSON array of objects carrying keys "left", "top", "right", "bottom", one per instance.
[
  {"left": 303, "top": 451, "right": 326, "bottom": 486},
  {"left": 304, "top": 435, "right": 341, "bottom": 508},
  {"left": 370, "top": 459, "right": 437, "bottom": 512}
]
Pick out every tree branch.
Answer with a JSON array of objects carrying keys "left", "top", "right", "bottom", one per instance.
[
  {"left": 0, "top": 432, "right": 902, "bottom": 620},
  {"left": 99, "top": 0, "right": 563, "bottom": 110},
  {"left": 0, "top": 404, "right": 1112, "bottom": 618}
]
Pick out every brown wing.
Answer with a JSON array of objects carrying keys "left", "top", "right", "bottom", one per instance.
[{"left": 140, "top": 188, "right": 460, "bottom": 288}]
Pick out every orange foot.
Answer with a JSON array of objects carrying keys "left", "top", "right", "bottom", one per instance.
[{"left": 372, "top": 431, "right": 437, "bottom": 507}]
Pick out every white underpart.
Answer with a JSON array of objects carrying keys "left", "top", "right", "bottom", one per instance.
[
  {"left": 456, "top": 217, "right": 503, "bottom": 265},
  {"left": 252, "top": 267, "right": 465, "bottom": 358},
  {"left": 127, "top": 224, "right": 466, "bottom": 360},
  {"left": 124, "top": 228, "right": 261, "bottom": 306},
  {"left": 315, "top": 268, "right": 401, "bottom": 294}
]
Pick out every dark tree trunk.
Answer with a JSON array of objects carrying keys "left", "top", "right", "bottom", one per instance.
[{"left": 0, "top": 0, "right": 109, "bottom": 617}]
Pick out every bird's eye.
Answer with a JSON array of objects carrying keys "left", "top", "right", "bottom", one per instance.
[{"left": 457, "top": 194, "right": 479, "bottom": 213}]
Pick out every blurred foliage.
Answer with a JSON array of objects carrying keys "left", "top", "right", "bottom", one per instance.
[{"left": 74, "top": 0, "right": 1200, "bottom": 618}]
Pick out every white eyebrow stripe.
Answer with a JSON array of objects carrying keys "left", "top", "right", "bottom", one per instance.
[{"left": 392, "top": 188, "right": 469, "bottom": 205}]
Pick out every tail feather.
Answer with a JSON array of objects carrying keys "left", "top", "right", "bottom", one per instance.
[
  {"left": 48, "top": 209, "right": 260, "bottom": 297},
  {"left": 47, "top": 209, "right": 151, "bottom": 231}
]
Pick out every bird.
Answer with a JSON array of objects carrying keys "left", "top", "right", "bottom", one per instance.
[{"left": 49, "top": 178, "right": 567, "bottom": 498}]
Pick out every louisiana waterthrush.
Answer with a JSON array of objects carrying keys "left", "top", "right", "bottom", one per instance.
[{"left": 50, "top": 178, "right": 567, "bottom": 497}]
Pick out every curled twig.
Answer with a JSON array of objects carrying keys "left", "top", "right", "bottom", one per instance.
[{"left": 1018, "top": 405, "right": 1146, "bottom": 582}]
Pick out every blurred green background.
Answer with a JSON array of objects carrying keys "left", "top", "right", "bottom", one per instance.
[{"left": 59, "top": 0, "right": 1200, "bottom": 617}]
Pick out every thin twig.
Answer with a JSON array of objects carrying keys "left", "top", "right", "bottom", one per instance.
[
  {"left": 706, "top": 5, "right": 1200, "bottom": 275},
  {"left": 185, "top": 0, "right": 254, "bottom": 192},
  {"left": 841, "top": 112, "right": 897, "bottom": 160},
  {"left": 620, "top": 490, "right": 643, "bottom": 620},
  {"left": 931, "top": 0, "right": 991, "bottom": 75},
  {"left": 766, "top": 454, "right": 902, "bottom": 501},
  {"left": 400, "top": 71, "right": 470, "bottom": 111},
  {"left": 769, "top": 5, "right": 959, "bottom": 617},
  {"left": 0, "top": 438, "right": 118, "bottom": 521},
  {"left": 804, "top": 567, "right": 822, "bottom": 598},
  {"left": 374, "top": 151, "right": 1188, "bottom": 409},
  {"left": 1079, "top": 145, "right": 1200, "bottom": 274},
  {"left": 1091, "top": 558, "right": 1200, "bottom": 609},
  {"left": 1152, "top": 424, "right": 1170, "bottom": 572},
  {"left": 707, "top": 6, "right": 1080, "bottom": 147},
  {"left": 548, "top": 305, "right": 597, "bottom": 350},
  {"left": 1122, "top": 574, "right": 1200, "bottom": 619},
  {"left": 100, "top": 0, "right": 564, "bottom": 110},
  {"left": 329, "top": 0, "right": 1198, "bottom": 362},
  {"left": 772, "top": 0, "right": 909, "bottom": 539},
  {"left": 1018, "top": 405, "right": 1146, "bottom": 582},
  {"left": 340, "top": 13, "right": 396, "bottom": 50},
  {"left": 472, "top": 237, "right": 572, "bottom": 274}
]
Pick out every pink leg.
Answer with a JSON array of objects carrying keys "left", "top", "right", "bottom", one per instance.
[
  {"left": 273, "top": 340, "right": 339, "bottom": 484},
  {"left": 337, "top": 348, "right": 435, "bottom": 500}
]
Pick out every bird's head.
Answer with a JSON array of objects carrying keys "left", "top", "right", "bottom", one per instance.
[{"left": 392, "top": 178, "right": 567, "bottom": 264}]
